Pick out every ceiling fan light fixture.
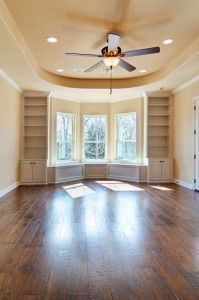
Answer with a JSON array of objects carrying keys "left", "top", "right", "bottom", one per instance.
[{"left": 103, "top": 56, "right": 120, "bottom": 68}]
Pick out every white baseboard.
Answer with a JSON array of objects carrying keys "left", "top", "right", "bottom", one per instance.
[
  {"left": 173, "top": 179, "right": 194, "bottom": 190},
  {"left": 0, "top": 181, "right": 20, "bottom": 198}
]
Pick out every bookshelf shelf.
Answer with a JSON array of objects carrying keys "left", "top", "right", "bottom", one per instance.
[
  {"left": 144, "top": 94, "right": 172, "bottom": 158},
  {"left": 23, "top": 96, "right": 47, "bottom": 160}
]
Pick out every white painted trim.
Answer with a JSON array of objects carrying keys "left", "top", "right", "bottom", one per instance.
[
  {"left": 173, "top": 75, "right": 199, "bottom": 94},
  {"left": 173, "top": 179, "right": 193, "bottom": 190},
  {"left": 0, "top": 68, "right": 22, "bottom": 92},
  {"left": 0, "top": 181, "right": 20, "bottom": 198},
  {"left": 193, "top": 96, "right": 199, "bottom": 190},
  {"left": 23, "top": 90, "right": 50, "bottom": 97},
  {"left": 144, "top": 91, "right": 171, "bottom": 97}
]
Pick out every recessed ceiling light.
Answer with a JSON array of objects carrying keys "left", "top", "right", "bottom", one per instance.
[
  {"left": 140, "top": 69, "right": 147, "bottom": 73},
  {"left": 162, "top": 39, "right": 174, "bottom": 45},
  {"left": 47, "top": 37, "right": 58, "bottom": 43},
  {"left": 56, "top": 68, "right": 64, "bottom": 73}
]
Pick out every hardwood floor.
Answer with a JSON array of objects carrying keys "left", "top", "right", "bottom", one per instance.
[{"left": 0, "top": 180, "right": 199, "bottom": 299}]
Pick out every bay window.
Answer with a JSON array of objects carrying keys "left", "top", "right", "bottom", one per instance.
[
  {"left": 83, "top": 115, "right": 107, "bottom": 160},
  {"left": 56, "top": 112, "right": 75, "bottom": 161},
  {"left": 116, "top": 112, "right": 136, "bottom": 161}
]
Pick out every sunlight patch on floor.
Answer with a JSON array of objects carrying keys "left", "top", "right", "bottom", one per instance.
[
  {"left": 150, "top": 185, "right": 173, "bottom": 191},
  {"left": 63, "top": 183, "right": 95, "bottom": 198},
  {"left": 96, "top": 181, "right": 144, "bottom": 191}
]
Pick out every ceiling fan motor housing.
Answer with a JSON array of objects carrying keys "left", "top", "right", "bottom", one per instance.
[{"left": 101, "top": 46, "right": 122, "bottom": 57}]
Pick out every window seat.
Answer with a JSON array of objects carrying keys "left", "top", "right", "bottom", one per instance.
[{"left": 48, "top": 162, "right": 147, "bottom": 184}]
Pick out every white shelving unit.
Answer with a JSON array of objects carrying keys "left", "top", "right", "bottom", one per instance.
[
  {"left": 144, "top": 91, "right": 173, "bottom": 182},
  {"left": 20, "top": 92, "right": 49, "bottom": 184},
  {"left": 144, "top": 92, "right": 172, "bottom": 158},
  {"left": 23, "top": 97, "right": 47, "bottom": 160}
]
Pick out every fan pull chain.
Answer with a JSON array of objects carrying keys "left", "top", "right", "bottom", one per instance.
[{"left": 110, "top": 66, "right": 113, "bottom": 94}]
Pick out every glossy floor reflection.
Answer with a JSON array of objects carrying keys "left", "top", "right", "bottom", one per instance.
[
  {"left": 150, "top": 185, "right": 174, "bottom": 191},
  {"left": 96, "top": 180, "right": 144, "bottom": 191},
  {"left": 63, "top": 182, "right": 96, "bottom": 198},
  {"left": 0, "top": 180, "right": 199, "bottom": 298}
]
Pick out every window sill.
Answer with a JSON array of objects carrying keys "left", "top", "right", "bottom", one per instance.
[
  {"left": 49, "top": 161, "right": 146, "bottom": 167},
  {"left": 50, "top": 161, "right": 83, "bottom": 167},
  {"left": 83, "top": 160, "right": 109, "bottom": 164}
]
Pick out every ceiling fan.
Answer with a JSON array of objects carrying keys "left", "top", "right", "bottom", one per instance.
[{"left": 65, "top": 33, "right": 160, "bottom": 72}]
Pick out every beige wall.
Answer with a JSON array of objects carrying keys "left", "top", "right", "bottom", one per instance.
[
  {"left": 0, "top": 76, "right": 21, "bottom": 191},
  {"left": 50, "top": 97, "right": 143, "bottom": 163},
  {"left": 172, "top": 81, "right": 199, "bottom": 184}
]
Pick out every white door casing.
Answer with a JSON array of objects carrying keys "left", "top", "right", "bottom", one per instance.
[{"left": 194, "top": 97, "right": 199, "bottom": 190}]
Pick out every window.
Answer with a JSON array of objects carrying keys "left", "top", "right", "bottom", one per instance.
[
  {"left": 83, "top": 116, "right": 107, "bottom": 160},
  {"left": 56, "top": 112, "right": 74, "bottom": 161},
  {"left": 116, "top": 112, "right": 136, "bottom": 161}
]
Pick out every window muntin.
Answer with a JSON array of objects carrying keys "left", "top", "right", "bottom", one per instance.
[
  {"left": 83, "top": 116, "right": 107, "bottom": 160},
  {"left": 56, "top": 112, "right": 74, "bottom": 161},
  {"left": 116, "top": 113, "right": 136, "bottom": 161}
]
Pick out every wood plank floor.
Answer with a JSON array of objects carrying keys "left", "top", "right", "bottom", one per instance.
[{"left": 0, "top": 180, "right": 199, "bottom": 299}]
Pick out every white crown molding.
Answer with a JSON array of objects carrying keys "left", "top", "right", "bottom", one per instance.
[
  {"left": 51, "top": 92, "right": 142, "bottom": 103},
  {"left": 0, "top": 68, "right": 22, "bottom": 92},
  {"left": 173, "top": 75, "right": 199, "bottom": 94},
  {"left": 51, "top": 93, "right": 80, "bottom": 103},
  {"left": 23, "top": 90, "right": 50, "bottom": 97},
  {"left": 144, "top": 90, "right": 172, "bottom": 97},
  {"left": 0, "top": 181, "right": 20, "bottom": 198}
]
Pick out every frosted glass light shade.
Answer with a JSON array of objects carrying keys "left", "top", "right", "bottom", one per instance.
[{"left": 103, "top": 56, "right": 120, "bottom": 68}]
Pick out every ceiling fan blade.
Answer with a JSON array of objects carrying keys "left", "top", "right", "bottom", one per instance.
[
  {"left": 84, "top": 61, "right": 104, "bottom": 72},
  {"left": 108, "top": 33, "right": 120, "bottom": 51},
  {"left": 65, "top": 52, "right": 103, "bottom": 57},
  {"left": 118, "top": 59, "right": 136, "bottom": 72},
  {"left": 122, "top": 46, "right": 160, "bottom": 57}
]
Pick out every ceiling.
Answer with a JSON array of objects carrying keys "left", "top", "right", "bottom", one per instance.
[{"left": 0, "top": 0, "right": 199, "bottom": 101}]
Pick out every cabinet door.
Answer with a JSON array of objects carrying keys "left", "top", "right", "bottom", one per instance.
[
  {"left": 148, "top": 160, "right": 162, "bottom": 181},
  {"left": 161, "top": 159, "right": 173, "bottom": 180},
  {"left": 20, "top": 161, "right": 32, "bottom": 182},
  {"left": 32, "top": 161, "right": 47, "bottom": 183}
]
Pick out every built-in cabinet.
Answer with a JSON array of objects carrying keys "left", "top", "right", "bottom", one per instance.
[
  {"left": 147, "top": 158, "right": 173, "bottom": 182},
  {"left": 20, "top": 160, "right": 47, "bottom": 183},
  {"left": 20, "top": 92, "right": 49, "bottom": 184},
  {"left": 144, "top": 92, "right": 173, "bottom": 182}
]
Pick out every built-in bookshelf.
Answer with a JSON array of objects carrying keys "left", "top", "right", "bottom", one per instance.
[
  {"left": 144, "top": 92, "right": 172, "bottom": 158},
  {"left": 23, "top": 96, "right": 48, "bottom": 159}
]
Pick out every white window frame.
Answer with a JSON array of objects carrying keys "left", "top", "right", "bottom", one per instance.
[
  {"left": 115, "top": 112, "right": 137, "bottom": 163},
  {"left": 56, "top": 112, "right": 75, "bottom": 163},
  {"left": 83, "top": 115, "right": 108, "bottom": 161}
]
